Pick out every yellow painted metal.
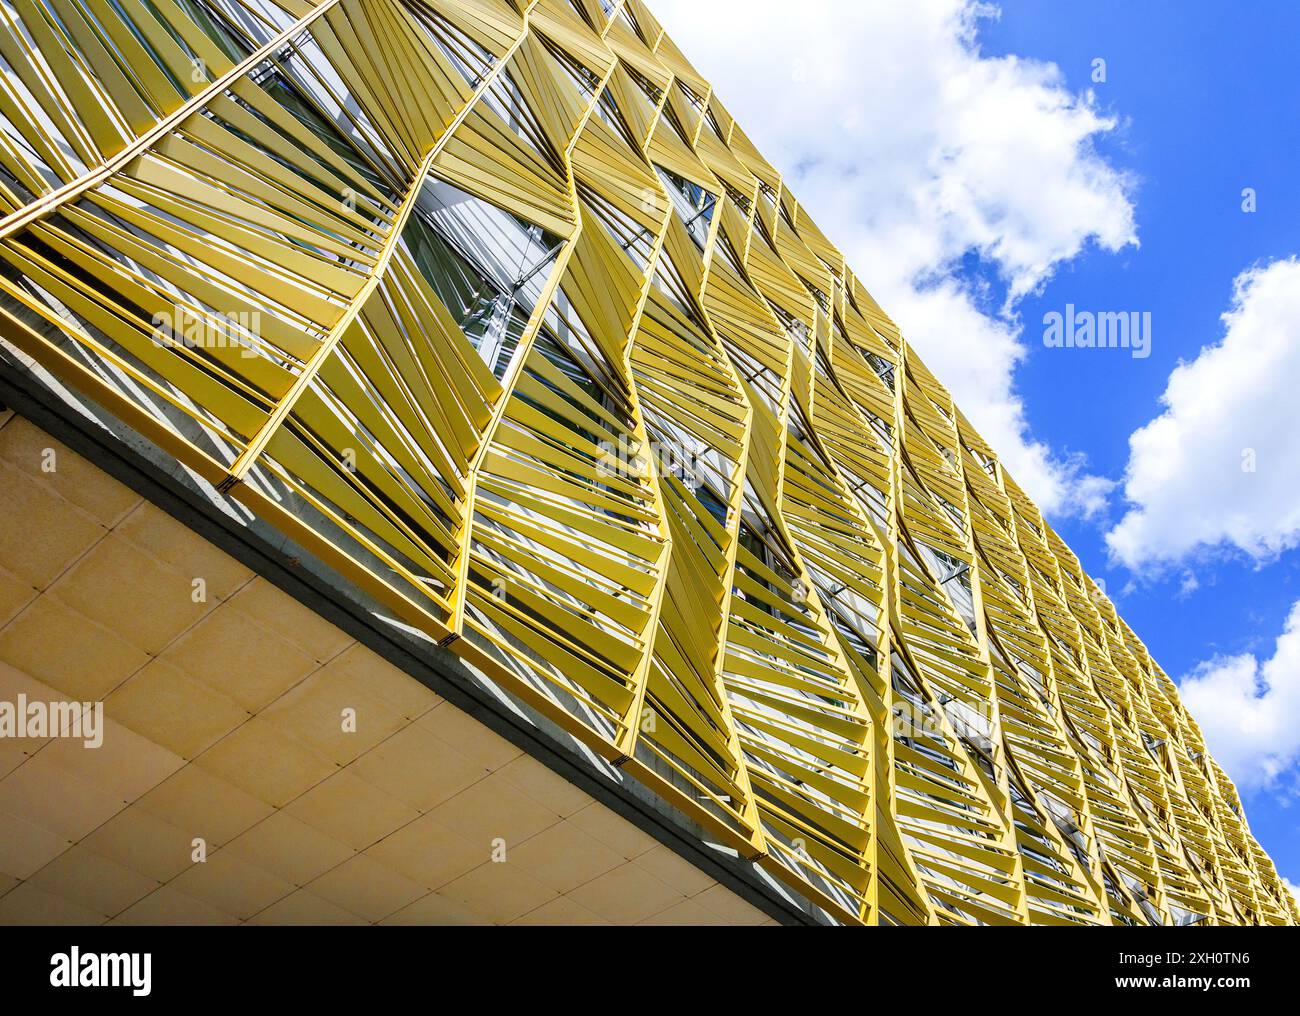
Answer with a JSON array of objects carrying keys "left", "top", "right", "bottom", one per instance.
[{"left": 0, "top": 0, "right": 1292, "bottom": 926}]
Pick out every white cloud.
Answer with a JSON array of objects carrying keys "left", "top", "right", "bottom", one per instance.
[
  {"left": 1285, "top": 879, "right": 1300, "bottom": 909},
  {"left": 1107, "top": 258, "right": 1300, "bottom": 570},
  {"left": 1178, "top": 598, "right": 1300, "bottom": 791},
  {"left": 650, "top": 0, "right": 1136, "bottom": 515}
]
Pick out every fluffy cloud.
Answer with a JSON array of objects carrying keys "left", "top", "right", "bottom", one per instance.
[
  {"left": 1107, "top": 258, "right": 1300, "bottom": 570},
  {"left": 650, "top": 0, "right": 1135, "bottom": 514},
  {"left": 1285, "top": 879, "right": 1300, "bottom": 908},
  {"left": 1178, "top": 598, "right": 1300, "bottom": 791}
]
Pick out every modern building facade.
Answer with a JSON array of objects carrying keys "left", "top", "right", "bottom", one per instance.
[{"left": 0, "top": 0, "right": 1292, "bottom": 925}]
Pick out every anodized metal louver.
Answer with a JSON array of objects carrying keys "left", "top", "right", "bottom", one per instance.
[{"left": 0, "top": 0, "right": 1292, "bottom": 925}]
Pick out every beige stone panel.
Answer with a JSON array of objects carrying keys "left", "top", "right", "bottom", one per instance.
[
  {"left": 314, "top": 643, "right": 442, "bottom": 720},
  {"left": 566, "top": 801, "right": 660, "bottom": 861},
  {"left": 347, "top": 723, "right": 486, "bottom": 812},
  {"left": 115, "top": 502, "right": 253, "bottom": 602},
  {"left": 0, "top": 662, "right": 60, "bottom": 777},
  {"left": 134, "top": 766, "right": 274, "bottom": 849},
  {"left": 567, "top": 862, "right": 684, "bottom": 924},
  {"left": 0, "top": 882, "right": 105, "bottom": 925},
  {"left": 506, "top": 819, "right": 625, "bottom": 894},
  {"left": 261, "top": 664, "right": 407, "bottom": 767},
  {"left": 49, "top": 534, "right": 215, "bottom": 654},
  {"left": 163, "top": 604, "right": 318, "bottom": 713},
  {"left": 0, "top": 463, "right": 105, "bottom": 588},
  {"left": 693, "top": 882, "right": 771, "bottom": 924},
  {"left": 510, "top": 895, "right": 611, "bottom": 926},
  {"left": 638, "top": 899, "right": 731, "bottom": 926},
  {"left": 364, "top": 812, "right": 491, "bottom": 889},
  {"left": 246, "top": 888, "right": 364, "bottom": 925},
  {"left": 497, "top": 753, "right": 592, "bottom": 819},
  {"left": 0, "top": 595, "right": 149, "bottom": 700},
  {"left": 114, "top": 886, "right": 239, "bottom": 926},
  {"left": 379, "top": 891, "right": 490, "bottom": 926},
  {"left": 226, "top": 578, "right": 354, "bottom": 663},
  {"left": 169, "top": 850, "right": 295, "bottom": 920},
  {"left": 415, "top": 701, "right": 521, "bottom": 772},
  {"left": 0, "top": 419, "right": 140, "bottom": 525},
  {"left": 633, "top": 843, "right": 717, "bottom": 897},
  {"left": 427, "top": 771, "right": 562, "bottom": 850},
  {"left": 0, "top": 754, "right": 125, "bottom": 841},
  {"left": 0, "top": 807, "right": 71, "bottom": 878},
  {"left": 0, "top": 740, "right": 37, "bottom": 780},
  {"left": 0, "top": 566, "right": 37, "bottom": 629},
  {"left": 80, "top": 806, "right": 200, "bottom": 883},
  {"left": 194, "top": 716, "right": 337, "bottom": 808},
  {"left": 285, "top": 769, "right": 420, "bottom": 851},
  {"left": 437, "top": 861, "right": 558, "bottom": 925},
  {"left": 42, "top": 721, "right": 184, "bottom": 803},
  {"left": 224, "top": 811, "right": 354, "bottom": 887},
  {"left": 28, "top": 845, "right": 159, "bottom": 917},
  {"left": 305, "top": 853, "right": 426, "bottom": 923},
  {"left": 105, "top": 659, "right": 250, "bottom": 760}
]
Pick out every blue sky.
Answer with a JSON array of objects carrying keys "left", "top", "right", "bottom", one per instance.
[
  {"left": 985, "top": 1, "right": 1300, "bottom": 668},
  {"left": 652, "top": 0, "right": 1300, "bottom": 894},
  {"left": 985, "top": 0, "right": 1300, "bottom": 889}
]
